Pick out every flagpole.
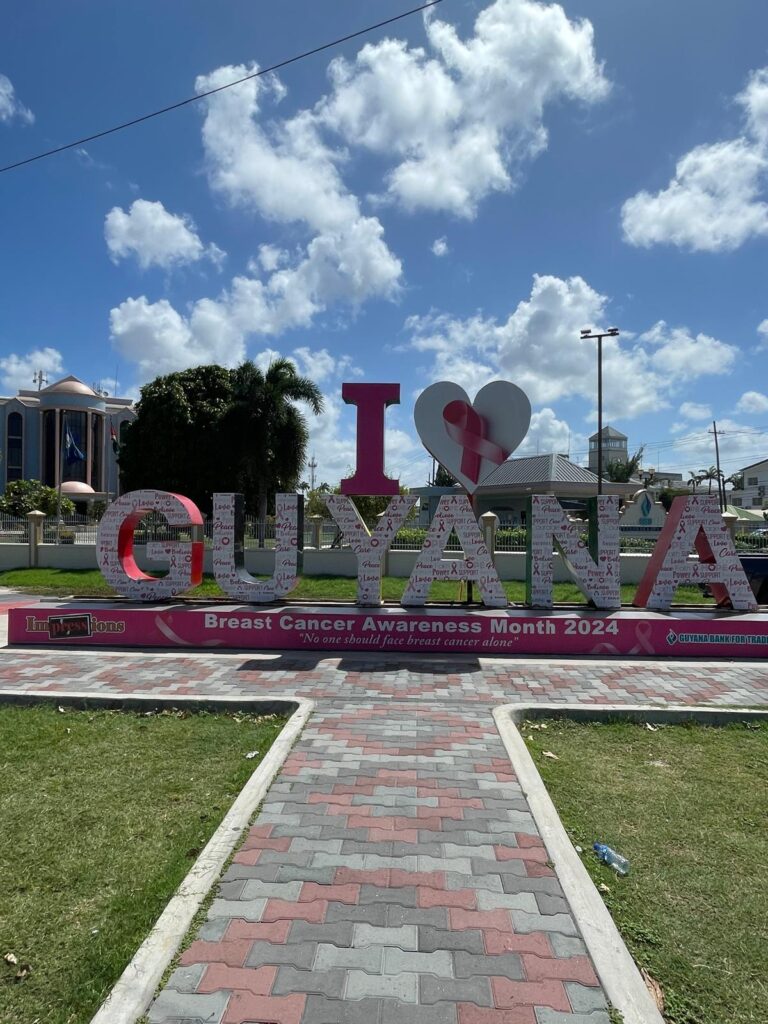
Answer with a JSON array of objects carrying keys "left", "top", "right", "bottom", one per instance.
[{"left": 57, "top": 412, "right": 64, "bottom": 544}]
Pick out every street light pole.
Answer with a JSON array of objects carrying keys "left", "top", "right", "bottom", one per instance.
[{"left": 580, "top": 326, "right": 619, "bottom": 496}]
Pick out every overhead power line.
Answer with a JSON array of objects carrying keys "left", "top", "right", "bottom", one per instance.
[{"left": 0, "top": 0, "right": 446, "bottom": 175}]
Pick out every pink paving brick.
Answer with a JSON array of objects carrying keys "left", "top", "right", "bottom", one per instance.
[
  {"left": 483, "top": 932, "right": 553, "bottom": 957},
  {"left": 223, "top": 991, "right": 305, "bottom": 1024},
  {"left": 458, "top": 1006, "right": 536, "bottom": 1024},
  {"left": 494, "top": 845, "right": 549, "bottom": 863},
  {"left": 516, "top": 834, "right": 545, "bottom": 848},
  {"left": 368, "top": 826, "right": 420, "bottom": 842},
  {"left": 198, "top": 963, "right": 277, "bottom": 996},
  {"left": 449, "top": 908, "right": 511, "bottom": 931},
  {"left": 522, "top": 954, "right": 599, "bottom": 985},
  {"left": 333, "top": 867, "right": 391, "bottom": 886},
  {"left": 224, "top": 920, "right": 292, "bottom": 944},
  {"left": 262, "top": 899, "right": 327, "bottom": 923},
  {"left": 391, "top": 869, "right": 445, "bottom": 888},
  {"left": 180, "top": 939, "right": 254, "bottom": 968},
  {"left": 418, "top": 886, "right": 477, "bottom": 909},
  {"left": 491, "top": 978, "right": 571, "bottom": 1012}
]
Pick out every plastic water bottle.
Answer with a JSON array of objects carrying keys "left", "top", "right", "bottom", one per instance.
[{"left": 593, "top": 842, "right": 630, "bottom": 876}]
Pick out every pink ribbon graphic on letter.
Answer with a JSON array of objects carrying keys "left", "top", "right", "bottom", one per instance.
[{"left": 443, "top": 400, "right": 510, "bottom": 483}]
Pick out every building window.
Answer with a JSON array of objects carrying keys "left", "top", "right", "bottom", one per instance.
[
  {"left": 752, "top": 497, "right": 762, "bottom": 506},
  {"left": 732, "top": 497, "right": 742, "bottom": 506},
  {"left": 748, "top": 476, "right": 759, "bottom": 486},
  {"left": 62, "top": 411, "right": 87, "bottom": 484},
  {"left": 6, "top": 412, "right": 23, "bottom": 483}
]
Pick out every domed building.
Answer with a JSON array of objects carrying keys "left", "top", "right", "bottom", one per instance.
[{"left": 0, "top": 375, "right": 136, "bottom": 503}]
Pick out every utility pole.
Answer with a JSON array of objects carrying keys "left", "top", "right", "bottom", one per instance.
[
  {"left": 308, "top": 454, "right": 317, "bottom": 492},
  {"left": 580, "top": 326, "right": 620, "bottom": 495},
  {"left": 710, "top": 421, "right": 724, "bottom": 512}
]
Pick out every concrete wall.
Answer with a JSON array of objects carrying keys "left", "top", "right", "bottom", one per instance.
[{"left": 0, "top": 541, "right": 653, "bottom": 585}]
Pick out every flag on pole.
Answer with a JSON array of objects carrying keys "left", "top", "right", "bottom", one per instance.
[
  {"left": 64, "top": 417, "right": 85, "bottom": 464},
  {"left": 110, "top": 421, "right": 119, "bottom": 454}
]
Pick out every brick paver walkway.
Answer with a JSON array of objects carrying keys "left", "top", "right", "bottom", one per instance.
[{"left": 2, "top": 640, "right": 767, "bottom": 1023}]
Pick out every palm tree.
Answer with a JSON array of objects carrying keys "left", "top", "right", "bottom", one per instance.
[
  {"left": 726, "top": 472, "right": 744, "bottom": 491},
  {"left": 226, "top": 359, "right": 323, "bottom": 543},
  {"left": 698, "top": 466, "right": 721, "bottom": 495},
  {"left": 687, "top": 471, "right": 701, "bottom": 493},
  {"left": 604, "top": 446, "right": 645, "bottom": 483}
]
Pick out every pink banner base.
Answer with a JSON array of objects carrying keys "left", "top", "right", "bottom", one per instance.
[{"left": 8, "top": 602, "right": 768, "bottom": 658}]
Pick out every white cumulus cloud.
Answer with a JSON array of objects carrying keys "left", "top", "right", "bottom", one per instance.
[
  {"left": 407, "top": 274, "right": 737, "bottom": 422},
  {"left": 105, "top": 199, "right": 225, "bottom": 270},
  {"left": 622, "top": 67, "right": 768, "bottom": 251},
  {"left": 0, "top": 74, "right": 34, "bottom": 125},
  {"left": 736, "top": 390, "right": 768, "bottom": 415},
  {"left": 0, "top": 347, "right": 64, "bottom": 392},
  {"left": 431, "top": 236, "right": 449, "bottom": 257},
  {"left": 320, "top": 0, "right": 609, "bottom": 217},
  {"left": 679, "top": 401, "right": 712, "bottom": 421}
]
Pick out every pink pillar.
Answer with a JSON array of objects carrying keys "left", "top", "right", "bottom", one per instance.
[{"left": 340, "top": 383, "right": 400, "bottom": 496}]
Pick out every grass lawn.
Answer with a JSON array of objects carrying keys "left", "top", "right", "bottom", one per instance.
[
  {"left": 0, "top": 568, "right": 713, "bottom": 605},
  {"left": 526, "top": 719, "right": 768, "bottom": 1024},
  {"left": 0, "top": 704, "right": 285, "bottom": 1024}
]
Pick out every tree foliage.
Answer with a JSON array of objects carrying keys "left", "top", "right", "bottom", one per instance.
[
  {"left": 0, "top": 480, "right": 75, "bottom": 517},
  {"left": 119, "top": 361, "right": 323, "bottom": 516},
  {"left": 434, "top": 464, "right": 457, "bottom": 486},
  {"left": 603, "top": 446, "right": 644, "bottom": 483}
]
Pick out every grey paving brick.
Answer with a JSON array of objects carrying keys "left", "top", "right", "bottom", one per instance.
[
  {"left": 197, "top": 918, "right": 228, "bottom": 942},
  {"left": 353, "top": 924, "right": 418, "bottom": 950},
  {"left": 346, "top": 970, "right": 419, "bottom": 1002},
  {"left": 380, "top": 1001, "right": 458, "bottom": 1024},
  {"left": 472, "top": 857, "right": 527, "bottom": 877},
  {"left": 165, "top": 964, "right": 205, "bottom": 993},
  {"left": 343, "top": 840, "right": 394, "bottom": 855},
  {"left": 511, "top": 910, "right": 578, "bottom": 936},
  {"left": 417, "top": 855, "right": 472, "bottom": 874},
  {"left": 147, "top": 991, "right": 229, "bottom": 1024},
  {"left": 444, "top": 871, "right": 502, "bottom": 893},
  {"left": 260, "top": 850, "right": 314, "bottom": 866},
  {"left": 290, "top": 920, "right": 354, "bottom": 946},
  {"left": 241, "top": 879, "right": 303, "bottom": 901},
  {"left": 418, "top": 926, "right": 484, "bottom": 955},
  {"left": 386, "top": 905, "right": 448, "bottom": 928},
  {"left": 453, "top": 951, "right": 524, "bottom": 979},
  {"left": 535, "top": 1012, "right": 610, "bottom": 1024},
  {"left": 392, "top": 842, "right": 443, "bottom": 856},
  {"left": 303, "top": 995, "right": 384, "bottom": 1024},
  {"left": 536, "top": 892, "right": 570, "bottom": 915},
  {"left": 383, "top": 948, "right": 453, "bottom": 977},
  {"left": 476, "top": 890, "right": 539, "bottom": 913},
  {"left": 207, "top": 898, "right": 265, "bottom": 921},
  {"left": 273, "top": 965, "right": 346, "bottom": 997},
  {"left": 419, "top": 975, "right": 492, "bottom": 1006},
  {"left": 361, "top": 885, "right": 417, "bottom": 907},
  {"left": 549, "top": 934, "right": 588, "bottom": 958},
  {"left": 246, "top": 940, "right": 316, "bottom": 969},
  {"left": 501, "top": 873, "right": 563, "bottom": 895},
  {"left": 566, "top": 983, "right": 608, "bottom": 1012},
  {"left": 327, "top": 902, "right": 388, "bottom": 925},
  {"left": 216, "top": 880, "right": 247, "bottom": 900},
  {"left": 276, "top": 864, "right": 336, "bottom": 885},
  {"left": 314, "top": 943, "right": 384, "bottom": 973},
  {"left": 291, "top": 837, "right": 344, "bottom": 854}
]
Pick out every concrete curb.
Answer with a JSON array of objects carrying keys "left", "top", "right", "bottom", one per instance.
[
  {"left": 0, "top": 690, "right": 313, "bottom": 1024},
  {"left": 493, "top": 702, "right": 768, "bottom": 1023}
]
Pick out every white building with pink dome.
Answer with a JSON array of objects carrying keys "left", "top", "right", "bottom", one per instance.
[{"left": 0, "top": 375, "right": 135, "bottom": 503}]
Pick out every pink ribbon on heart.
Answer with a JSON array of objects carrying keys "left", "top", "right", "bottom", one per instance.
[{"left": 442, "top": 400, "right": 510, "bottom": 483}]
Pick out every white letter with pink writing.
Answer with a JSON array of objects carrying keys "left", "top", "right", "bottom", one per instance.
[
  {"left": 212, "top": 493, "right": 302, "bottom": 602},
  {"left": 527, "top": 495, "right": 620, "bottom": 609},
  {"left": 325, "top": 494, "right": 416, "bottom": 606},
  {"left": 634, "top": 495, "right": 756, "bottom": 610},
  {"left": 96, "top": 489, "right": 204, "bottom": 601},
  {"left": 401, "top": 494, "right": 506, "bottom": 608}
]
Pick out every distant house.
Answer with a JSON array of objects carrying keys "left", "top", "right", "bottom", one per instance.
[
  {"left": 413, "top": 453, "right": 637, "bottom": 526},
  {"left": 730, "top": 458, "right": 768, "bottom": 511},
  {"left": 588, "top": 424, "right": 628, "bottom": 475},
  {"left": 0, "top": 375, "right": 136, "bottom": 503}
]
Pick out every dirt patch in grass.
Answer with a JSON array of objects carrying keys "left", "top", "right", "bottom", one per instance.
[
  {"left": 526, "top": 719, "right": 768, "bottom": 1024},
  {"left": 0, "top": 704, "right": 286, "bottom": 1024}
]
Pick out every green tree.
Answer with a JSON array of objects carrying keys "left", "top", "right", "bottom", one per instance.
[
  {"left": 698, "top": 465, "right": 722, "bottom": 495},
  {"left": 224, "top": 359, "right": 323, "bottom": 535},
  {"left": 726, "top": 472, "right": 744, "bottom": 491},
  {"left": 119, "top": 365, "right": 234, "bottom": 513},
  {"left": 604, "top": 446, "right": 645, "bottom": 483},
  {"left": 434, "top": 464, "right": 457, "bottom": 486},
  {"left": 0, "top": 480, "right": 75, "bottom": 517},
  {"left": 688, "top": 471, "right": 702, "bottom": 493}
]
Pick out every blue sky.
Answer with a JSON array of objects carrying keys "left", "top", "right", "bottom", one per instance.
[{"left": 2, "top": 0, "right": 768, "bottom": 487}]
